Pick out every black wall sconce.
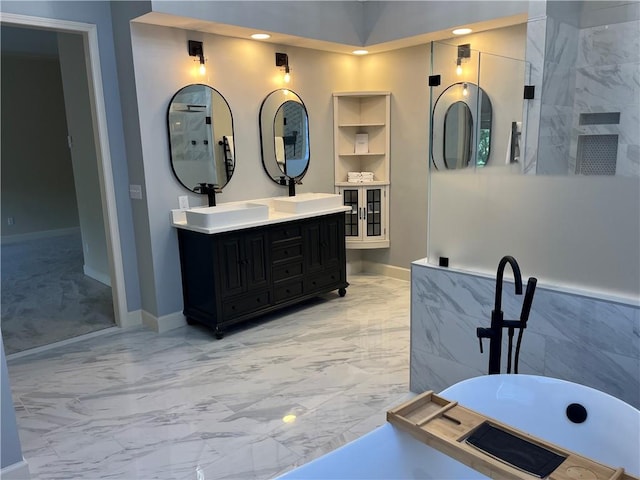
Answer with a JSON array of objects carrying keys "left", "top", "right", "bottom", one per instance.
[
  {"left": 276, "top": 52, "right": 291, "bottom": 84},
  {"left": 188, "top": 40, "right": 206, "bottom": 74},
  {"left": 455, "top": 43, "right": 471, "bottom": 76}
]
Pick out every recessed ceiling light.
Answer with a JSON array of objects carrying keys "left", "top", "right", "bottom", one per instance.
[
  {"left": 452, "top": 28, "right": 472, "bottom": 35},
  {"left": 251, "top": 33, "right": 271, "bottom": 40},
  {"left": 352, "top": 49, "right": 369, "bottom": 55}
]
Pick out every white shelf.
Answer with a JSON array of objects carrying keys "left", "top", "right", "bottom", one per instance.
[
  {"left": 338, "top": 152, "right": 385, "bottom": 157},
  {"left": 333, "top": 92, "right": 391, "bottom": 249},
  {"left": 338, "top": 123, "right": 385, "bottom": 128},
  {"left": 335, "top": 180, "right": 389, "bottom": 187}
]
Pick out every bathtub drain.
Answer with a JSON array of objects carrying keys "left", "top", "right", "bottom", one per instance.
[{"left": 566, "top": 403, "right": 588, "bottom": 423}]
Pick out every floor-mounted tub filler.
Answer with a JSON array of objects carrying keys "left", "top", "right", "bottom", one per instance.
[{"left": 277, "top": 375, "right": 640, "bottom": 479}]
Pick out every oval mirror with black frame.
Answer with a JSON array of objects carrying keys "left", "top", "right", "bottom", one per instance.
[
  {"left": 431, "top": 82, "right": 492, "bottom": 170},
  {"left": 259, "top": 89, "right": 310, "bottom": 183},
  {"left": 444, "top": 101, "right": 473, "bottom": 169},
  {"left": 167, "top": 84, "right": 235, "bottom": 192}
]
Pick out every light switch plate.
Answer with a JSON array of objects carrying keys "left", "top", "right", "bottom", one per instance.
[
  {"left": 129, "top": 184, "right": 143, "bottom": 200},
  {"left": 178, "top": 196, "right": 189, "bottom": 209}
]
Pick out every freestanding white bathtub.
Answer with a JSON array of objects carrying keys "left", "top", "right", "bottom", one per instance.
[{"left": 276, "top": 375, "right": 640, "bottom": 479}]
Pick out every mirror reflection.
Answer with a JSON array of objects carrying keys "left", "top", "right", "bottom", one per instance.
[
  {"left": 167, "top": 84, "right": 235, "bottom": 192},
  {"left": 444, "top": 101, "right": 473, "bottom": 169},
  {"left": 260, "top": 89, "right": 310, "bottom": 183},
  {"left": 431, "top": 82, "right": 492, "bottom": 170}
]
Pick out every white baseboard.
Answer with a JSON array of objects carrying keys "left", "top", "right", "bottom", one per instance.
[
  {"left": 0, "top": 459, "right": 30, "bottom": 480},
  {"left": 118, "top": 309, "right": 142, "bottom": 328},
  {"left": 141, "top": 310, "right": 186, "bottom": 333},
  {"left": 362, "top": 261, "right": 411, "bottom": 282},
  {"left": 83, "top": 265, "right": 111, "bottom": 287},
  {"left": 1, "top": 227, "right": 80, "bottom": 245}
]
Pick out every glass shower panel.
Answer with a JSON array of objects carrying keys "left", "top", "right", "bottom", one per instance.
[
  {"left": 478, "top": 50, "right": 530, "bottom": 172},
  {"left": 429, "top": 41, "right": 530, "bottom": 173},
  {"left": 429, "top": 41, "right": 480, "bottom": 171}
]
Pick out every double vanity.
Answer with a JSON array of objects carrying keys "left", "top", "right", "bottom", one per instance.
[{"left": 171, "top": 193, "right": 350, "bottom": 338}]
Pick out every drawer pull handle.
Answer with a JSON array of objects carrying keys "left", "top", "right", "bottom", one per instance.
[
  {"left": 284, "top": 250, "right": 288, "bottom": 255},
  {"left": 285, "top": 270, "right": 289, "bottom": 274},
  {"left": 286, "top": 289, "right": 290, "bottom": 293}
]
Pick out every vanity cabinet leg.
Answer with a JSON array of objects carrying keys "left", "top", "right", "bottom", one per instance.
[
  {"left": 215, "top": 328, "right": 224, "bottom": 340},
  {"left": 186, "top": 317, "right": 196, "bottom": 325},
  {"left": 339, "top": 288, "right": 347, "bottom": 297}
]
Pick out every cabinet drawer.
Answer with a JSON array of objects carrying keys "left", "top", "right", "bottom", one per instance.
[
  {"left": 272, "top": 262, "right": 303, "bottom": 282},
  {"left": 305, "top": 269, "right": 343, "bottom": 293},
  {"left": 222, "top": 291, "right": 271, "bottom": 319},
  {"left": 271, "top": 225, "right": 302, "bottom": 244},
  {"left": 272, "top": 243, "right": 303, "bottom": 263},
  {"left": 274, "top": 280, "right": 304, "bottom": 303}
]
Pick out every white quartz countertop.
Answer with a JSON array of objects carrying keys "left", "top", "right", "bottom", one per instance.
[{"left": 171, "top": 196, "right": 350, "bottom": 235}]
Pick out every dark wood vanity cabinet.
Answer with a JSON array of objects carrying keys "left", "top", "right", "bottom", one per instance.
[{"left": 177, "top": 212, "right": 348, "bottom": 338}]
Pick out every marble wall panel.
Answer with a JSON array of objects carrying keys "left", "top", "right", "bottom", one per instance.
[
  {"left": 410, "top": 262, "right": 640, "bottom": 408},
  {"left": 577, "top": 21, "right": 640, "bottom": 68}
]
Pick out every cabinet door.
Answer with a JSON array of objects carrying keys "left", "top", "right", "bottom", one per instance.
[
  {"left": 321, "top": 214, "right": 343, "bottom": 269},
  {"left": 363, "top": 187, "right": 385, "bottom": 241},
  {"left": 245, "top": 233, "right": 269, "bottom": 290},
  {"left": 217, "top": 232, "right": 269, "bottom": 297},
  {"left": 303, "top": 220, "right": 323, "bottom": 273},
  {"left": 218, "top": 236, "right": 244, "bottom": 297},
  {"left": 341, "top": 187, "right": 361, "bottom": 240},
  {"left": 338, "top": 185, "right": 388, "bottom": 248},
  {"left": 303, "top": 215, "right": 344, "bottom": 273}
]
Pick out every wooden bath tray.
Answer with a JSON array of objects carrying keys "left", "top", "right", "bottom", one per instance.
[{"left": 387, "top": 391, "right": 638, "bottom": 480}]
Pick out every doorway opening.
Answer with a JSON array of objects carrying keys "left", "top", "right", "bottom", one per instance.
[{"left": 1, "top": 15, "right": 128, "bottom": 355}]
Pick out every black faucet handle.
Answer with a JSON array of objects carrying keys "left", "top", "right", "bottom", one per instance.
[
  {"left": 476, "top": 327, "right": 493, "bottom": 353},
  {"left": 520, "top": 277, "right": 538, "bottom": 324}
]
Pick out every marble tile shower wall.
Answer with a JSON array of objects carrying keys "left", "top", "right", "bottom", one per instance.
[
  {"left": 410, "top": 263, "right": 640, "bottom": 408},
  {"left": 537, "top": 17, "right": 579, "bottom": 175},
  {"left": 536, "top": 17, "right": 640, "bottom": 176},
  {"left": 570, "top": 20, "right": 640, "bottom": 177}
]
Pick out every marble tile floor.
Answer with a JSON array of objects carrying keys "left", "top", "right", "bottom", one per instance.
[
  {"left": 6, "top": 273, "right": 413, "bottom": 480},
  {"left": 1, "top": 231, "right": 115, "bottom": 355}
]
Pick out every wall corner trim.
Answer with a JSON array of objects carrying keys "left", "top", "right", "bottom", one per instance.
[
  {"left": 1, "top": 459, "right": 31, "bottom": 480},
  {"left": 141, "top": 310, "right": 185, "bottom": 333},
  {"left": 362, "top": 261, "right": 410, "bottom": 282},
  {"left": 119, "top": 309, "right": 143, "bottom": 328}
]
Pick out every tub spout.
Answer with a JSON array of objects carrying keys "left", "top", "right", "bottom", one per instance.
[{"left": 488, "top": 256, "right": 523, "bottom": 374}]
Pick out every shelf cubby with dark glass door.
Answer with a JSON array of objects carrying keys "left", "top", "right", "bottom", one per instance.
[{"left": 333, "top": 91, "right": 390, "bottom": 249}]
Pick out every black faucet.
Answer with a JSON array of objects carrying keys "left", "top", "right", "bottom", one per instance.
[
  {"left": 477, "top": 255, "right": 537, "bottom": 374},
  {"left": 287, "top": 176, "right": 301, "bottom": 197},
  {"left": 195, "top": 183, "right": 221, "bottom": 207}
]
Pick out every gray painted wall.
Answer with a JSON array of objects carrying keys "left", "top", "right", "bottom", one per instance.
[
  {"left": 151, "top": 1, "right": 367, "bottom": 46},
  {"left": 0, "top": 52, "right": 80, "bottom": 237},
  {"left": 0, "top": 0, "right": 142, "bottom": 312},
  {"left": 1, "top": 333, "right": 23, "bottom": 469},
  {"left": 363, "top": 1, "right": 529, "bottom": 44},
  {"left": 58, "top": 32, "right": 110, "bottom": 281}
]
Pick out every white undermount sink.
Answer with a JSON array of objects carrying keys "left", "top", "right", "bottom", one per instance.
[
  {"left": 185, "top": 202, "right": 269, "bottom": 229},
  {"left": 271, "top": 193, "right": 343, "bottom": 214}
]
